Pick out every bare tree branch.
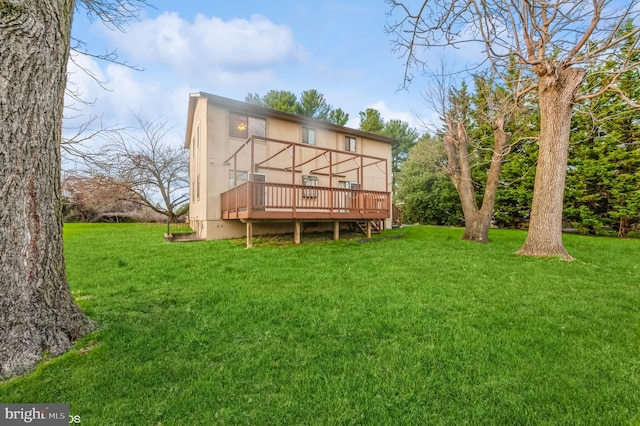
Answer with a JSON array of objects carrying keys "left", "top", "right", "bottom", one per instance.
[
  {"left": 75, "top": 0, "right": 152, "bottom": 32},
  {"left": 90, "top": 113, "right": 190, "bottom": 221},
  {"left": 387, "top": 0, "right": 640, "bottom": 258}
]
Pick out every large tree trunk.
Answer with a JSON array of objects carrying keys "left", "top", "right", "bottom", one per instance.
[
  {"left": 0, "top": 0, "right": 95, "bottom": 379},
  {"left": 447, "top": 118, "right": 511, "bottom": 243},
  {"left": 465, "top": 120, "right": 511, "bottom": 243},
  {"left": 617, "top": 217, "right": 631, "bottom": 239},
  {"left": 517, "top": 66, "right": 585, "bottom": 260},
  {"left": 457, "top": 151, "right": 480, "bottom": 242},
  {"left": 443, "top": 123, "right": 481, "bottom": 241},
  {"left": 463, "top": 211, "right": 491, "bottom": 242}
]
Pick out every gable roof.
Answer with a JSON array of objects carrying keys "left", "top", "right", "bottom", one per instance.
[{"left": 184, "top": 92, "right": 399, "bottom": 149}]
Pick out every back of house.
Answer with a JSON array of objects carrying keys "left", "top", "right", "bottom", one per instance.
[{"left": 184, "top": 92, "right": 396, "bottom": 242}]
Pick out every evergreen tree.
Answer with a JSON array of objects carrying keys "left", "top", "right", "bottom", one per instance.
[
  {"left": 565, "top": 21, "right": 640, "bottom": 236},
  {"left": 327, "top": 108, "right": 349, "bottom": 126},
  {"left": 296, "top": 89, "right": 332, "bottom": 119},
  {"left": 396, "top": 135, "right": 463, "bottom": 225},
  {"left": 245, "top": 89, "right": 348, "bottom": 124},
  {"left": 358, "top": 108, "right": 420, "bottom": 194},
  {"left": 358, "top": 108, "right": 385, "bottom": 133},
  {"left": 384, "top": 119, "right": 419, "bottom": 194}
]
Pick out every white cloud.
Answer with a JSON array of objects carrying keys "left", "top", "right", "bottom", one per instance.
[
  {"left": 102, "top": 12, "right": 306, "bottom": 88},
  {"left": 102, "top": 65, "right": 150, "bottom": 117},
  {"left": 342, "top": 100, "right": 424, "bottom": 132},
  {"left": 367, "top": 101, "right": 418, "bottom": 127},
  {"left": 65, "top": 13, "right": 305, "bottom": 145},
  {"left": 65, "top": 52, "right": 107, "bottom": 112},
  {"left": 64, "top": 52, "right": 110, "bottom": 137},
  {"left": 64, "top": 53, "right": 188, "bottom": 146}
]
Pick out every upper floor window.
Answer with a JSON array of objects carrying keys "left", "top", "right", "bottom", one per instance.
[
  {"left": 229, "top": 113, "right": 266, "bottom": 139},
  {"left": 302, "top": 127, "right": 316, "bottom": 145},
  {"left": 345, "top": 136, "right": 356, "bottom": 152}
]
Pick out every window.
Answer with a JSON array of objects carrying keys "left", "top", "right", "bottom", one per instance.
[
  {"left": 345, "top": 136, "right": 356, "bottom": 152},
  {"left": 248, "top": 117, "right": 266, "bottom": 139},
  {"left": 228, "top": 170, "right": 249, "bottom": 188},
  {"left": 339, "top": 181, "right": 359, "bottom": 189},
  {"left": 229, "top": 113, "right": 266, "bottom": 139},
  {"left": 302, "top": 175, "right": 319, "bottom": 197},
  {"left": 229, "top": 113, "right": 247, "bottom": 138},
  {"left": 302, "top": 127, "right": 316, "bottom": 145}
]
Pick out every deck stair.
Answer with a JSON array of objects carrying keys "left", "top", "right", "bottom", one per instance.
[{"left": 355, "top": 220, "right": 381, "bottom": 235}]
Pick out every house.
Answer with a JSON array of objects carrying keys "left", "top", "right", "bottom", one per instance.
[{"left": 184, "top": 92, "right": 398, "bottom": 246}]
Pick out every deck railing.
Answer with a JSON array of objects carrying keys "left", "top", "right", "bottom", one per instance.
[
  {"left": 221, "top": 181, "right": 390, "bottom": 220},
  {"left": 392, "top": 203, "right": 403, "bottom": 227}
]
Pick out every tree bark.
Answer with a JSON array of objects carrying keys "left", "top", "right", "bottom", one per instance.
[
  {"left": 617, "top": 217, "right": 630, "bottom": 239},
  {"left": 0, "top": 0, "right": 95, "bottom": 379},
  {"left": 465, "top": 122, "right": 511, "bottom": 243},
  {"left": 445, "top": 123, "right": 481, "bottom": 241},
  {"left": 517, "top": 66, "right": 585, "bottom": 260},
  {"left": 446, "top": 117, "right": 511, "bottom": 244}
]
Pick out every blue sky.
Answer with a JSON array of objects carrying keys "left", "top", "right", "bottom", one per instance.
[
  {"left": 66, "top": 1, "right": 442, "bottom": 147},
  {"left": 66, "top": 1, "right": 640, "bottom": 148}
]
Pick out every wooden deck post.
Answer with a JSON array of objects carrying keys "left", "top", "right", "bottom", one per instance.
[
  {"left": 294, "top": 221, "right": 301, "bottom": 244},
  {"left": 246, "top": 221, "right": 253, "bottom": 248},
  {"left": 333, "top": 221, "right": 340, "bottom": 240},
  {"left": 366, "top": 221, "right": 372, "bottom": 239}
]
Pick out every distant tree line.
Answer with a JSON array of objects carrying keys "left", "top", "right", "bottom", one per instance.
[
  {"left": 387, "top": 0, "right": 640, "bottom": 257},
  {"left": 396, "top": 44, "right": 639, "bottom": 238}
]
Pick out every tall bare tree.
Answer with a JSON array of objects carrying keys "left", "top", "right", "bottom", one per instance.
[
  {"left": 93, "top": 114, "right": 189, "bottom": 222},
  {"left": 425, "top": 65, "right": 524, "bottom": 243},
  {"left": 387, "top": 0, "right": 640, "bottom": 259},
  {"left": 443, "top": 86, "right": 513, "bottom": 242},
  {"left": 0, "top": 0, "right": 147, "bottom": 379}
]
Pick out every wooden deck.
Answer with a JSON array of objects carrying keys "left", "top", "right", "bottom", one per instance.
[{"left": 221, "top": 181, "right": 390, "bottom": 221}]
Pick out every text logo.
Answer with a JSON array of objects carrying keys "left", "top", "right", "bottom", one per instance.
[{"left": 1, "top": 404, "right": 68, "bottom": 425}]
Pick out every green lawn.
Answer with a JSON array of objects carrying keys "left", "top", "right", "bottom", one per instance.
[{"left": 1, "top": 224, "right": 639, "bottom": 425}]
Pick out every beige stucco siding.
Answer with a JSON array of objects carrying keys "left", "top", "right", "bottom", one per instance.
[
  {"left": 206, "top": 103, "right": 229, "bottom": 223},
  {"left": 266, "top": 117, "right": 299, "bottom": 142},
  {"left": 362, "top": 138, "right": 392, "bottom": 194},
  {"left": 187, "top": 96, "right": 208, "bottom": 237}
]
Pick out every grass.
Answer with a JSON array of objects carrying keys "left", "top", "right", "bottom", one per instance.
[{"left": 1, "top": 223, "right": 639, "bottom": 425}]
